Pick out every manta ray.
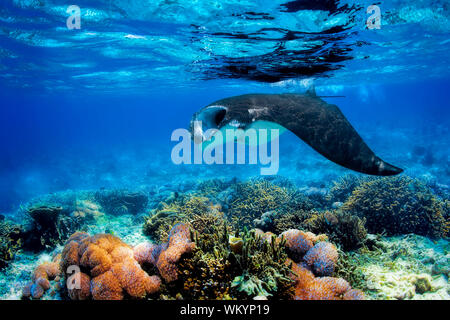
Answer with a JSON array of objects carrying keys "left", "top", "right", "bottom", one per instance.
[{"left": 189, "top": 89, "right": 403, "bottom": 176}]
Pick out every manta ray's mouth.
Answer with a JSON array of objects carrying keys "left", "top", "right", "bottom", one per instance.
[{"left": 190, "top": 105, "right": 227, "bottom": 143}]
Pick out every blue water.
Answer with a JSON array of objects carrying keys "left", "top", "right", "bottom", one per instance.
[{"left": 0, "top": 0, "right": 449, "bottom": 212}]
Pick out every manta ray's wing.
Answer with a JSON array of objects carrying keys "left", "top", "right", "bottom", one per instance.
[{"left": 263, "top": 94, "right": 403, "bottom": 176}]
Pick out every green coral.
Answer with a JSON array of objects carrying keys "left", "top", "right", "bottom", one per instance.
[
  {"left": 227, "top": 179, "right": 312, "bottom": 230},
  {"left": 143, "top": 195, "right": 223, "bottom": 242},
  {"left": 342, "top": 176, "right": 448, "bottom": 238},
  {"left": 327, "top": 174, "right": 373, "bottom": 203},
  {"left": 0, "top": 220, "right": 24, "bottom": 269},
  {"left": 196, "top": 178, "right": 234, "bottom": 199},
  {"left": 303, "top": 210, "right": 367, "bottom": 251},
  {"left": 333, "top": 249, "right": 367, "bottom": 291},
  {"left": 231, "top": 273, "right": 272, "bottom": 297},
  {"left": 272, "top": 210, "right": 311, "bottom": 235},
  {"left": 229, "top": 229, "right": 293, "bottom": 299}
]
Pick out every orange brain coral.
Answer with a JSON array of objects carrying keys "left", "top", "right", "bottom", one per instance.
[
  {"left": 22, "top": 254, "right": 62, "bottom": 299},
  {"left": 59, "top": 232, "right": 161, "bottom": 300},
  {"left": 286, "top": 258, "right": 364, "bottom": 300}
]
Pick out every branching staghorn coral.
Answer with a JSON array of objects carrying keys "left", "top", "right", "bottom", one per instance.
[
  {"left": 342, "top": 176, "right": 448, "bottom": 238},
  {"left": 0, "top": 219, "right": 24, "bottom": 270},
  {"left": 326, "top": 174, "right": 373, "bottom": 204},
  {"left": 226, "top": 179, "right": 293, "bottom": 230},
  {"left": 303, "top": 210, "right": 367, "bottom": 251},
  {"left": 143, "top": 195, "right": 224, "bottom": 242}
]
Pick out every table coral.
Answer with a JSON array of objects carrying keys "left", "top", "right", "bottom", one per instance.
[{"left": 24, "top": 205, "right": 83, "bottom": 251}]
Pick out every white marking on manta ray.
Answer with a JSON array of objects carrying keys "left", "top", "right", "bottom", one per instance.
[
  {"left": 228, "top": 120, "right": 241, "bottom": 128},
  {"left": 248, "top": 107, "right": 269, "bottom": 121}
]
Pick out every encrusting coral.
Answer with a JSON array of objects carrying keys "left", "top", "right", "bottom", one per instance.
[
  {"left": 286, "top": 255, "right": 363, "bottom": 300},
  {"left": 279, "top": 229, "right": 315, "bottom": 260},
  {"left": 276, "top": 228, "right": 364, "bottom": 300}
]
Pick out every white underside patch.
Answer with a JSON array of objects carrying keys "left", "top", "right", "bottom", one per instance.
[{"left": 201, "top": 120, "right": 287, "bottom": 152}]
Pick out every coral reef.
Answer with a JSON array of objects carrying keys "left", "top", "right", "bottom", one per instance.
[
  {"left": 342, "top": 176, "right": 449, "bottom": 238},
  {"left": 226, "top": 179, "right": 293, "bottom": 230},
  {"left": 272, "top": 209, "right": 367, "bottom": 251},
  {"left": 0, "top": 220, "right": 24, "bottom": 270},
  {"left": 272, "top": 209, "right": 311, "bottom": 235},
  {"left": 326, "top": 174, "right": 372, "bottom": 204},
  {"left": 95, "top": 190, "right": 148, "bottom": 215}
]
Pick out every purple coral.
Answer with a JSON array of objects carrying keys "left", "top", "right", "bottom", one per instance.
[
  {"left": 303, "top": 242, "right": 338, "bottom": 276},
  {"left": 279, "top": 229, "right": 314, "bottom": 260}
]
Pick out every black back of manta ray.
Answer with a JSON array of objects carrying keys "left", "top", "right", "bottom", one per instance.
[{"left": 200, "top": 93, "right": 403, "bottom": 176}]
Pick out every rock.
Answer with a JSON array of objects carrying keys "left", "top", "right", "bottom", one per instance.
[
  {"left": 432, "top": 256, "right": 449, "bottom": 277},
  {"left": 412, "top": 274, "right": 433, "bottom": 294}
]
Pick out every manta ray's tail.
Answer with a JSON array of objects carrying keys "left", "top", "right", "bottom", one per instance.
[{"left": 373, "top": 158, "right": 404, "bottom": 176}]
